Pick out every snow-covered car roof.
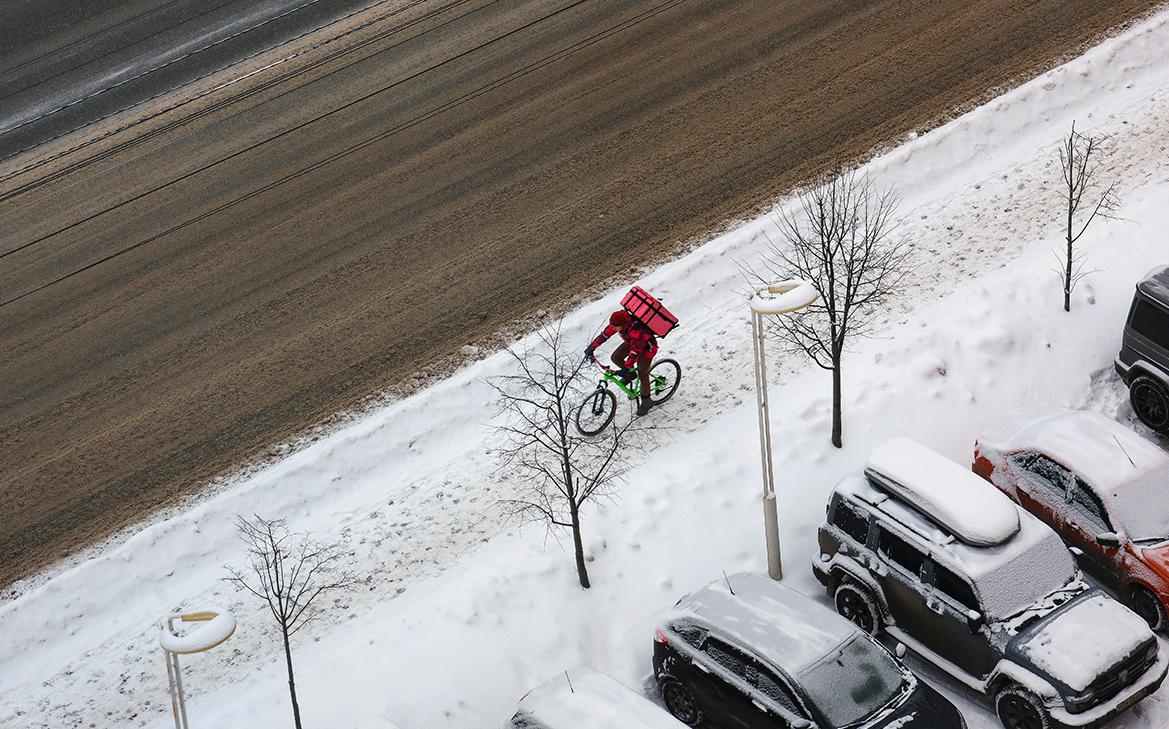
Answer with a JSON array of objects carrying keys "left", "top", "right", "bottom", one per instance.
[
  {"left": 665, "top": 572, "right": 857, "bottom": 674},
  {"left": 983, "top": 411, "right": 1169, "bottom": 542},
  {"left": 508, "top": 667, "right": 685, "bottom": 729},
  {"left": 866, "top": 437, "right": 1020, "bottom": 546},
  {"left": 1137, "top": 264, "right": 1169, "bottom": 305},
  {"left": 837, "top": 473, "right": 1079, "bottom": 621}
]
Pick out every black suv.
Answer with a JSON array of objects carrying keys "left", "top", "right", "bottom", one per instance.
[
  {"left": 1116, "top": 265, "right": 1169, "bottom": 431},
  {"left": 652, "top": 572, "right": 965, "bottom": 729},
  {"left": 813, "top": 437, "right": 1167, "bottom": 729}
]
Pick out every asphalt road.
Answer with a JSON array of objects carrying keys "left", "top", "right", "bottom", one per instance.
[
  {"left": 0, "top": 0, "right": 381, "bottom": 159},
  {"left": 0, "top": 0, "right": 1160, "bottom": 591}
]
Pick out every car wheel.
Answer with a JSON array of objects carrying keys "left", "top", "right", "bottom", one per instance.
[
  {"left": 995, "top": 685, "right": 1052, "bottom": 729},
  {"left": 834, "top": 581, "right": 882, "bottom": 635},
  {"left": 660, "top": 680, "right": 705, "bottom": 727},
  {"left": 1131, "top": 375, "right": 1169, "bottom": 432},
  {"left": 1130, "top": 586, "right": 1168, "bottom": 631}
]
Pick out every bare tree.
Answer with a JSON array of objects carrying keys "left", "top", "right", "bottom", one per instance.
[
  {"left": 488, "top": 323, "right": 656, "bottom": 588},
  {"left": 752, "top": 171, "right": 912, "bottom": 448},
  {"left": 1056, "top": 121, "right": 1120, "bottom": 312},
  {"left": 224, "top": 515, "right": 358, "bottom": 729}
]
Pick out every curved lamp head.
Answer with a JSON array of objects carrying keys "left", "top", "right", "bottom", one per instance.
[
  {"left": 749, "top": 280, "right": 819, "bottom": 315},
  {"left": 160, "top": 606, "right": 236, "bottom": 655}
]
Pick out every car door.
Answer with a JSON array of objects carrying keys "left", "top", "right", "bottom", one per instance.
[
  {"left": 1009, "top": 452, "right": 1072, "bottom": 531},
  {"left": 700, "top": 638, "right": 765, "bottom": 728},
  {"left": 1127, "top": 297, "right": 1169, "bottom": 367},
  {"left": 874, "top": 524, "right": 931, "bottom": 637},
  {"left": 1064, "top": 476, "right": 1125, "bottom": 588},
  {"left": 744, "top": 661, "right": 812, "bottom": 729},
  {"left": 920, "top": 559, "right": 998, "bottom": 679}
]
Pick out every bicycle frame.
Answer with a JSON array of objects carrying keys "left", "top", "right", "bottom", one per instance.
[{"left": 589, "top": 355, "right": 665, "bottom": 400}]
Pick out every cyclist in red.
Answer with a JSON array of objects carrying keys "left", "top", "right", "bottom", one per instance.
[{"left": 585, "top": 310, "right": 659, "bottom": 415}]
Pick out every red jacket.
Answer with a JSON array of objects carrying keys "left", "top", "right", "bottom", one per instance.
[{"left": 591, "top": 317, "right": 658, "bottom": 366}]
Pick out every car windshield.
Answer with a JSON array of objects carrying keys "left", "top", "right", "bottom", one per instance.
[
  {"left": 796, "top": 635, "right": 906, "bottom": 727},
  {"left": 1104, "top": 465, "right": 1169, "bottom": 543}
]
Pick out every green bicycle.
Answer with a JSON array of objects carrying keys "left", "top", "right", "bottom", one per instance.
[{"left": 575, "top": 355, "right": 682, "bottom": 436}]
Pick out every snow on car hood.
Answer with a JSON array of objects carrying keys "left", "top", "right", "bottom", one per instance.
[{"left": 1016, "top": 593, "right": 1153, "bottom": 691}]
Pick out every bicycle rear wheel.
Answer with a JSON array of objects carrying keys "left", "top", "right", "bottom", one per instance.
[
  {"left": 575, "top": 388, "right": 617, "bottom": 436},
  {"left": 647, "top": 358, "right": 682, "bottom": 405}
]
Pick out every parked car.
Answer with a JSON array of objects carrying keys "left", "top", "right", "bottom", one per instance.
[
  {"left": 503, "top": 666, "right": 687, "bottom": 729},
  {"left": 974, "top": 410, "right": 1169, "bottom": 630},
  {"left": 813, "top": 437, "right": 1167, "bottom": 729},
  {"left": 653, "top": 572, "right": 965, "bottom": 729},
  {"left": 1115, "top": 265, "right": 1169, "bottom": 431}
]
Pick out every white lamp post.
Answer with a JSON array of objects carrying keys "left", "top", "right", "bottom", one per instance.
[
  {"left": 749, "top": 280, "right": 819, "bottom": 580},
  {"left": 159, "top": 606, "right": 237, "bottom": 729}
]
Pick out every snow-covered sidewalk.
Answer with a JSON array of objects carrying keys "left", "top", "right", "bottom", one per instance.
[{"left": 4, "top": 9, "right": 1169, "bottom": 729}]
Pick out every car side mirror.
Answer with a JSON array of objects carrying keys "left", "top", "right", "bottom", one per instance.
[
  {"left": 895, "top": 643, "right": 907, "bottom": 658},
  {"left": 1097, "top": 532, "right": 1122, "bottom": 548},
  {"left": 967, "top": 609, "right": 984, "bottom": 632}
]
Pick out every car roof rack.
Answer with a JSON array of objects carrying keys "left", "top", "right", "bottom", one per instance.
[{"left": 865, "top": 438, "right": 1020, "bottom": 547}]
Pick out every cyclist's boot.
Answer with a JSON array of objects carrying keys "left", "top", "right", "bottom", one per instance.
[
  {"left": 617, "top": 368, "right": 636, "bottom": 386},
  {"left": 637, "top": 396, "right": 653, "bottom": 417}
]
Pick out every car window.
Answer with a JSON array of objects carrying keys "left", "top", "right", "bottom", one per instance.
[
  {"left": 1011, "top": 452, "right": 1039, "bottom": 468},
  {"left": 705, "top": 639, "right": 749, "bottom": 681},
  {"left": 877, "top": 526, "right": 925, "bottom": 579},
  {"left": 1069, "top": 477, "right": 1112, "bottom": 532},
  {"left": 747, "top": 664, "right": 803, "bottom": 716},
  {"left": 832, "top": 499, "right": 870, "bottom": 545},
  {"left": 1132, "top": 300, "right": 1169, "bottom": 349},
  {"left": 932, "top": 562, "right": 979, "bottom": 612},
  {"left": 672, "top": 622, "right": 706, "bottom": 648},
  {"left": 1015, "top": 454, "right": 1071, "bottom": 499}
]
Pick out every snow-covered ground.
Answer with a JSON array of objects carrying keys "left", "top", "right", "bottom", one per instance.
[{"left": 4, "top": 9, "right": 1169, "bottom": 729}]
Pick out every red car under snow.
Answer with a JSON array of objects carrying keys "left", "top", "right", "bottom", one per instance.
[{"left": 973, "top": 410, "right": 1169, "bottom": 632}]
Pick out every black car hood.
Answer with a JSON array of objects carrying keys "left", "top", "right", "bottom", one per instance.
[
  {"left": 865, "top": 680, "right": 964, "bottom": 729},
  {"left": 1003, "top": 589, "right": 1153, "bottom": 694}
]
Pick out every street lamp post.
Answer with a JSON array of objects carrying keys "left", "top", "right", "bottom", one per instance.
[
  {"left": 749, "top": 280, "right": 819, "bottom": 580},
  {"left": 159, "top": 606, "right": 237, "bottom": 729}
]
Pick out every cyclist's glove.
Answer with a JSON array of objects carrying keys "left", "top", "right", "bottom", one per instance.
[{"left": 583, "top": 346, "right": 595, "bottom": 362}]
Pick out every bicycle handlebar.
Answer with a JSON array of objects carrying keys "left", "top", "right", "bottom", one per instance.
[{"left": 589, "top": 354, "right": 619, "bottom": 374}]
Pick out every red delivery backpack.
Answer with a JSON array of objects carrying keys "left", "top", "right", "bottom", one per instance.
[{"left": 621, "top": 286, "right": 678, "bottom": 338}]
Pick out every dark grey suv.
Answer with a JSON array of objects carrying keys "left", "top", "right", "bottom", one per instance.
[
  {"left": 653, "top": 572, "right": 965, "bottom": 729},
  {"left": 1116, "top": 265, "right": 1169, "bottom": 431},
  {"left": 812, "top": 438, "right": 1167, "bottom": 729}
]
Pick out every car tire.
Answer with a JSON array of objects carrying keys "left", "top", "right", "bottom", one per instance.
[
  {"left": 833, "top": 581, "right": 882, "bottom": 635},
  {"left": 1130, "top": 586, "right": 1168, "bottom": 632},
  {"left": 995, "top": 684, "right": 1052, "bottom": 729},
  {"left": 1131, "top": 375, "right": 1169, "bottom": 432},
  {"left": 660, "top": 680, "right": 705, "bottom": 727}
]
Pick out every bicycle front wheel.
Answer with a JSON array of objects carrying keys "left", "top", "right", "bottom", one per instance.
[
  {"left": 575, "top": 388, "right": 617, "bottom": 436},
  {"left": 648, "top": 358, "right": 682, "bottom": 405}
]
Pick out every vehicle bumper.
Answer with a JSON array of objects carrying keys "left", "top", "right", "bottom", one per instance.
[
  {"left": 866, "top": 681, "right": 965, "bottom": 729},
  {"left": 1048, "top": 648, "right": 1169, "bottom": 728},
  {"left": 1115, "top": 356, "right": 1132, "bottom": 383},
  {"left": 812, "top": 559, "right": 832, "bottom": 588}
]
